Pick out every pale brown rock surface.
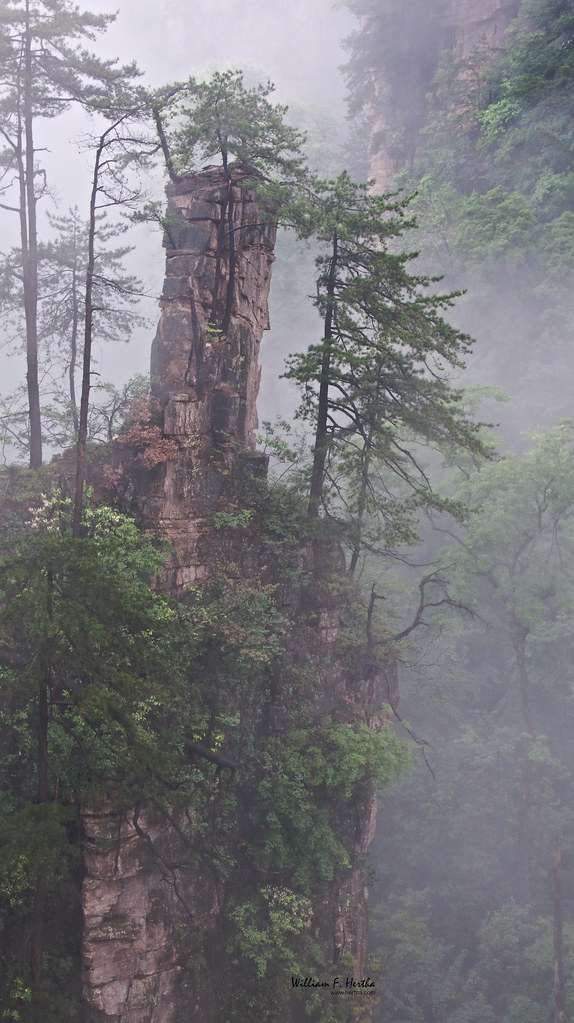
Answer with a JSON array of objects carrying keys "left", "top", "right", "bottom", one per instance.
[{"left": 82, "top": 168, "right": 277, "bottom": 1022}]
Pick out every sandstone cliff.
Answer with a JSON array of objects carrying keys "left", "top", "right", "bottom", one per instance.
[
  {"left": 81, "top": 168, "right": 394, "bottom": 1022},
  {"left": 365, "top": 0, "right": 520, "bottom": 187}
]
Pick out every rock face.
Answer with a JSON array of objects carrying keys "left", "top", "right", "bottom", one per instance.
[
  {"left": 82, "top": 807, "right": 220, "bottom": 1023},
  {"left": 366, "top": 0, "right": 520, "bottom": 188},
  {"left": 140, "top": 166, "right": 276, "bottom": 596},
  {"left": 82, "top": 168, "right": 277, "bottom": 1021},
  {"left": 82, "top": 167, "right": 391, "bottom": 1021},
  {"left": 437, "top": 0, "right": 520, "bottom": 59},
  {"left": 150, "top": 166, "right": 275, "bottom": 449}
]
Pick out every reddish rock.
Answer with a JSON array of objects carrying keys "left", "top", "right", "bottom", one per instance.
[{"left": 82, "top": 167, "right": 391, "bottom": 1022}]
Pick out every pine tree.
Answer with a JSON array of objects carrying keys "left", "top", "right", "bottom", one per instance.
[
  {"left": 0, "top": 0, "right": 140, "bottom": 466},
  {"left": 285, "top": 173, "right": 486, "bottom": 555}
]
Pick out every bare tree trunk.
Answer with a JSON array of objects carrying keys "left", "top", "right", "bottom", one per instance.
[
  {"left": 30, "top": 681, "right": 48, "bottom": 988},
  {"left": 553, "top": 837, "right": 567, "bottom": 1023},
  {"left": 23, "top": 0, "right": 42, "bottom": 468},
  {"left": 69, "top": 265, "right": 79, "bottom": 436},
  {"left": 73, "top": 132, "right": 103, "bottom": 537},
  {"left": 349, "top": 425, "right": 374, "bottom": 577},
  {"left": 30, "top": 567, "right": 52, "bottom": 993},
  {"left": 308, "top": 233, "right": 338, "bottom": 519}
]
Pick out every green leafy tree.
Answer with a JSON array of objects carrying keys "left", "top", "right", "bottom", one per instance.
[
  {"left": 0, "top": 208, "right": 148, "bottom": 450},
  {"left": 72, "top": 107, "right": 158, "bottom": 535},
  {"left": 342, "top": 0, "right": 574, "bottom": 435},
  {"left": 0, "top": 497, "right": 201, "bottom": 1013},
  {"left": 284, "top": 172, "right": 486, "bottom": 559},
  {"left": 38, "top": 209, "right": 147, "bottom": 437},
  {"left": 0, "top": 0, "right": 140, "bottom": 467}
]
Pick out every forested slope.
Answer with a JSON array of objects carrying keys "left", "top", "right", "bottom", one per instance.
[
  {"left": 346, "top": 0, "right": 574, "bottom": 438},
  {"left": 343, "top": 3, "right": 574, "bottom": 1021},
  {"left": 0, "top": 18, "right": 484, "bottom": 1020}
]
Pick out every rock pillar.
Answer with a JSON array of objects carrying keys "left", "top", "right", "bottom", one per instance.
[{"left": 81, "top": 168, "right": 277, "bottom": 1021}]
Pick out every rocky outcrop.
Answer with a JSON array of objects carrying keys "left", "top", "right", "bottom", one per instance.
[
  {"left": 82, "top": 167, "right": 278, "bottom": 1021},
  {"left": 136, "top": 166, "right": 276, "bottom": 597},
  {"left": 82, "top": 807, "right": 220, "bottom": 1023},
  {"left": 437, "top": 0, "right": 520, "bottom": 60},
  {"left": 82, "top": 166, "right": 392, "bottom": 1022},
  {"left": 150, "top": 167, "right": 275, "bottom": 449}
]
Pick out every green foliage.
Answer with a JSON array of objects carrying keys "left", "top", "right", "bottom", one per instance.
[
  {"left": 0, "top": 498, "right": 198, "bottom": 798},
  {"left": 0, "top": 0, "right": 143, "bottom": 467},
  {"left": 212, "top": 504, "right": 254, "bottom": 530},
  {"left": 229, "top": 886, "right": 315, "bottom": 979},
  {"left": 344, "top": 0, "right": 574, "bottom": 434},
  {"left": 250, "top": 723, "right": 408, "bottom": 888},
  {"left": 0, "top": 493, "right": 207, "bottom": 1014},
  {"left": 285, "top": 170, "right": 488, "bottom": 553},
  {"left": 173, "top": 69, "right": 307, "bottom": 186}
]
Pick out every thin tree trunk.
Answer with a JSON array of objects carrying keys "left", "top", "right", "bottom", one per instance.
[
  {"left": 349, "top": 425, "right": 374, "bottom": 577},
  {"left": 69, "top": 265, "right": 79, "bottom": 436},
  {"left": 152, "top": 104, "right": 181, "bottom": 185},
  {"left": 553, "top": 837, "right": 567, "bottom": 1023},
  {"left": 73, "top": 132, "right": 103, "bottom": 537},
  {"left": 30, "top": 681, "right": 48, "bottom": 988},
  {"left": 23, "top": 0, "right": 42, "bottom": 467},
  {"left": 308, "top": 233, "right": 338, "bottom": 518},
  {"left": 30, "top": 567, "right": 52, "bottom": 992}
]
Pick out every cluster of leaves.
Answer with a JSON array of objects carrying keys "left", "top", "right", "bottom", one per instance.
[
  {"left": 0, "top": 208, "right": 149, "bottom": 458},
  {"left": 170, "top": 69, "right": 308, "bottom": 187},
  {"left": 114, "top": 392, "right": 179, "bottom": 468},
  {"left": 283, "top": 170, "right": 488, "bottom": 567},
  {"left": 250, "top": 723, "right": 408, "bottom": 888},
  {"left": 0, "top": 483, "right": 322, "bottom": 1016},
  {"left": 0, "top": 493, "right": 206, "bottom": 1016},
  {"left": 219, "top": 717, "right": 407, "bottom": 1023}
]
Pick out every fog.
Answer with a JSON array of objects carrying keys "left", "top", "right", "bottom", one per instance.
[
  {"left": 91, "top": 0, "right": 352, "bottom": 104},
  {"left": 2, "top": 3, "right": 573, "bottom": 1019},
  {"left": 0, "top": 0, "right": 354, "bottom": 424}
]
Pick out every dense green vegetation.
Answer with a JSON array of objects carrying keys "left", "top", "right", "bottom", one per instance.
[
  {"left": 0, "top": 477, "right": 410, "bottom": 1021},
  {"left": 344, "top": 0, "right": 574, "bottom": 434},
  {"left": 3, "top": 0, "right": 572, "bottom": 1020},
  {"left": 344, "top": 1, "right": 574, "bottom": 1020}
]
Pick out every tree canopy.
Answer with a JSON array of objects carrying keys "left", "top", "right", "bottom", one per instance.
[{"left": 285, "top": 171, "right": 486, "bottom": 565}]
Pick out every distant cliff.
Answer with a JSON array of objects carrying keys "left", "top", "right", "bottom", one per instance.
[{"left": 360, "top": 0, "right": 520, "bottom": 187}]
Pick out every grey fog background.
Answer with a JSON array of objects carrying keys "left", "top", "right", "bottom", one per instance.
[{"left": 1, "top": 0, "right": 355, "bottom": 424}]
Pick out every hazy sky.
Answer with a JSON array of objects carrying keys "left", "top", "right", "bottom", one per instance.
[
  {"left": 0, "top": 0, "right": 355, "bottom": 419},
  {"left": 89, "top": 0, "right": 353, "bottom": 105}
]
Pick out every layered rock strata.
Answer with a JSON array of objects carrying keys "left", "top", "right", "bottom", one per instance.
[
  {"left": 82, "top": 167, "right": 390, "bottom": 1022},
  {"left": 145, "top": 166, "right": 277, "bottom": 596}
]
